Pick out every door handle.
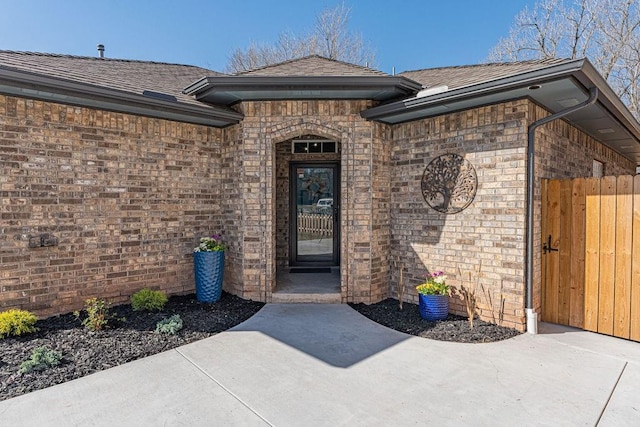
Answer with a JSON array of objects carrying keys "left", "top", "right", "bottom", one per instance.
[{"left": 543, "top": 235, "right": 558, "bottom": 254}]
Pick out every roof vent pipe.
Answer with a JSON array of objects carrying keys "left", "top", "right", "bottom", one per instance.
[
  {"left": 97, "top": 44, "right": 105, "bottom": 58},
  {"left": 525, "top": 86, "right": 598, "bottom": 334}
]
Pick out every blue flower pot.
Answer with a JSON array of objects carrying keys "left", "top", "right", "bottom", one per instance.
[
  {"left": 194, "top": 251, "right": 224, "bottom": 303},
  {"left": 418, "top": 294, "right": 449, "bottom": 321}
]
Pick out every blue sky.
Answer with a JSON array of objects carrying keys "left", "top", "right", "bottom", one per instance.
[{"left": 0, "top": 0, "right": 535, "bottom": 73}]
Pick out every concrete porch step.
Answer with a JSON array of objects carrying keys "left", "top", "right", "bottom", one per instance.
[
  {"left": 271, "top": 292, "right": 342, "bottom": 303},
  {"left": 274, "top": 268, "right": 341, "bottom": 303}
]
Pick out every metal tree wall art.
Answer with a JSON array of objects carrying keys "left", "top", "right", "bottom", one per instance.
[{"left": 421, "top": 153, "right": 477, "bottom": 214}]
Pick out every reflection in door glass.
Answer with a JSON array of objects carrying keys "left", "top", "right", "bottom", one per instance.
[{"left": 296, "top": 168, "right": 334, "bottom": 261}]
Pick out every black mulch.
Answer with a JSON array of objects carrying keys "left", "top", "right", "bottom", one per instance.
[
  {"left": 350, "top": 298, "right": 521, "bottom": 343},
  {"left": 0, "top": 292, "right": 264, "bottom": 402},
  {"left": 1, "top": 294, "right": 520, "bottom": 402}
]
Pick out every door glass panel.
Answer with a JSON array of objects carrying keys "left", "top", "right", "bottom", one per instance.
[{"left": 295, "top": 167, "right": 334, "bottom": 262}]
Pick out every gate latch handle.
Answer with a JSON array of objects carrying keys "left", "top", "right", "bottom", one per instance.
[{"left": 543, "top": 235, "right": 559, "bottom": 254}]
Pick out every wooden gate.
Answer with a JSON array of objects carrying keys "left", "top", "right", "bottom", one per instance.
[{"left": 541, "top": 175, "right": 640, "bottom": 341}]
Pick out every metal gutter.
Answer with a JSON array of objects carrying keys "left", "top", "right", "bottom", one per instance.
[
  {"left": 182, "top": 76, "right": 212, "bottom": 95},
  {"left": 0, "top": 67, "right": 243, "bottom": 127},
  {"left": 525, "top": 86, "right": 599, "bottom": 334},
  {"left": 182, "top": 75, "right": 422, "bottom": 96},
  {"left": 361, "top": 59, "right": 586, "bottom": 120}
]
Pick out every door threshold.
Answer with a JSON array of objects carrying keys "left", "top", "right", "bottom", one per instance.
[
  {"left": 271, "top": 292, "right": 342, "bottom": 304},
  {"left": 289, "top": 267, "right": 332, "bottom": 273},
  {"left": 274, "top": 268, "right": 341, "bottom": 303}
]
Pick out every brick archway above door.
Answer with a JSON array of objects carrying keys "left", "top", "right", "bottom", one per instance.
[
  {"left": 266, "top": 117, "right": 351, "bottom": 147},
  {"left": 230, "top": 99, "right": 388, "bottom": 304}
]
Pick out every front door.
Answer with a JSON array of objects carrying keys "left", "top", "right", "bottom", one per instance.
[{"left": 290, "top": 163, "right": 340, "bottom": 266}]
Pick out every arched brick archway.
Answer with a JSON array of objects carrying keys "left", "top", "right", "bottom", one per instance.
[
  {"left": 266, "top": 119, "right": 350, "bottom": 299},
  {"left": 267, "top": 118, "right": 350, "bottom": 146},
  {"left": 228, "top": 100, "right": 387, "bottom": 305}
]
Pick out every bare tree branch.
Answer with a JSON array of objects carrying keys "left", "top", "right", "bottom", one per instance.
[
  {"left": 488, "top": 0, "right": 640, "bottom": 119},
  {"left": 224, "top": 2, "right": 376, "bottom": 73}
]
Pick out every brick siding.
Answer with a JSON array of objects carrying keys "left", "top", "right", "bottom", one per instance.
[
  {"left": 389, "top": 99, "right": 636, "bottom": 330},
  {"left": 0, "top": 95, "right": 222, "bottom": 316},
  {"left": 390, "top": 100, "right": 530, "bottom": 330}
]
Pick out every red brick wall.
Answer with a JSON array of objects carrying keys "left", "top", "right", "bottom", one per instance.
[{"left": 0, "top": 95, "right": 222, "bottom": 317}]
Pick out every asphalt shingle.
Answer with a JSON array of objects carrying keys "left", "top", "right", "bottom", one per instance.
[
  {"left": 399, "top": 58, "right": 572, "bottom": 90},
  {"left": 236, "top": 55, "right": 388, "bottom": 77},
  {"left": 0, "top": 50, "right": 224, "bottom": 107}
]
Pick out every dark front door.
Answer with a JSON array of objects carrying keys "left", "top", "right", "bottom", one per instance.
[{"left": 290, "top": 163, "right": 340, "bottom": 266}]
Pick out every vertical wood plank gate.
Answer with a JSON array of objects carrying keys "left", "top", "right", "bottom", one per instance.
[{"left": 541, "top": 175, "right": 640, "bottom": 342}]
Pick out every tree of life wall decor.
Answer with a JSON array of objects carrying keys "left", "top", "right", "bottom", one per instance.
[{"left": 421, "top": 153, "right": 477, "bottom": 214}]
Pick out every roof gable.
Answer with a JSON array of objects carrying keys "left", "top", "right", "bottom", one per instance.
[
  {"left": 237, "top": 55, "right": 388, "bottom": 77},
  {"left": 181, "top": 55, "right": 415, "bottom": 105}
]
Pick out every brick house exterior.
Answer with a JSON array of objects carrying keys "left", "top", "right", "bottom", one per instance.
[{"left": 1, "top": 52, "right": 639, "bottom": 330}]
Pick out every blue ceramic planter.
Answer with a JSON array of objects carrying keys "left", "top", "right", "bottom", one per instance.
[
  {"left": 194, "top": 251, "right": 224, "bottom": 303},
  {"left": 418, "top": 294, "right": 449, "bottom": 321}
]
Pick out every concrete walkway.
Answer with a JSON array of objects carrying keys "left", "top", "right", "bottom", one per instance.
[{"left": 1, "top": 304, "right": 639, "bottom": 426}]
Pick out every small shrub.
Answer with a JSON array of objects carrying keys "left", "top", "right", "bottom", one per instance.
[
  {"left": 74, "top": 298, "right": 116, "bottom": 331},
  {"left": 155, "top": 314, "right": 183, "bottom": 335},
  {"left": 20, "top": 346, "right": 62, "bottom": 373},
  {"left": 131, "top": 289, "right": 168, "bottom": 312},
  {"left": 0, "top": 309, "right": 38, "bottom": 339}
]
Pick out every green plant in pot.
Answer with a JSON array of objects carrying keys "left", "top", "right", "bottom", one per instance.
[
  {"left": 193, "top": 233, "right": 226, "bottom": 303},
  {"left": 416, "top": 271, "right": 450, "bottom": 321}
]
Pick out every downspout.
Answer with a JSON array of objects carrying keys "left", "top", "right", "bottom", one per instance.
[{"left": 525, "top": 86, "right": 598, "bottom": 334}]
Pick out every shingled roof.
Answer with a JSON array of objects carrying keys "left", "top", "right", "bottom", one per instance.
[
  {"left": 236, "top": 55, "right": 388, "bottom": 77},
  {"left": 399, "top": 58, "right": 571, "bottom": 90},
  {"left": 0, "top": 50, "right": 223, "bottom": 107}
]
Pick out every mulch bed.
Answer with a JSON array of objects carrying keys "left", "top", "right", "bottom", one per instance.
[
  {"left": 350, "top": 298, "right": 521, "bottom": 343},
  {"left": 0, "top": 293, "right": 264, "bottom": 402},
  {"left": 1, "top": 294, "right": 520, "bottom": 402}
]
